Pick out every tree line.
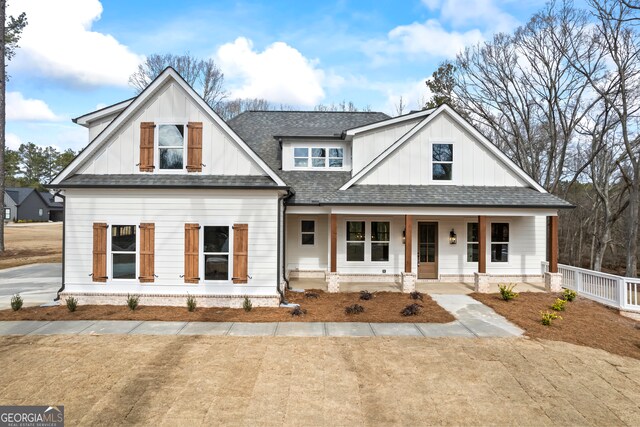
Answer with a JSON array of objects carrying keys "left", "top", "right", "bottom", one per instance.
[
  {"left": 4, "top": 143, "right": 75, "bottom": 190},
  {"left": 425, "top": 0, "right": 639, "bottom": 276}
]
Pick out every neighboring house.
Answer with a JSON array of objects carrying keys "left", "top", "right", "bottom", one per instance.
[
  {"left": 39, "top": 191, "right": 64, "bottom": 221},
  {"left": 3, "top": 188, "right": 57, "bottom": 222},
  {"left": 49, "top": 67, "right": 572, "bottom": 307}
]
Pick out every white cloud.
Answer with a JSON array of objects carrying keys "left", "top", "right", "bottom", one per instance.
[
  {"left": 432, "top": 0, "right": 518, "bottom": 34},
  {"left": 216, "top": 37, "right": 326, "bottom": 106},
  {"left": 387, "top": 20, "right": 483, "bottom": 58},
  {"left": 6, "top": 133, "right": 23, "bottom": 150},
  {"left": 7, "top": 0, "right": 143, "bottom": 87},
  {"left": 7, "top": 92, "right": 61, "bottom": 121}
]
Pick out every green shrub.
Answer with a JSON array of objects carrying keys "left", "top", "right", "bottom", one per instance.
[
  {"left": 345, "top": 304, "right": 365, "bottom": 315},
  {"left": 541, "top": 311, "right": 561, "bottom": 326},
  {"left": 186, "top": 294, "right": 197, "bottom": 312},
  {"left": 562, "top": 289, "right": 577, "bottom": 302},
  {"left": 551, "top": 298, "right": 567, "bottom": 311},
  {"left": 126, "top": 294, "right": 139, "bottom": 311},
  {"left": 10, "top": 294, "right": 23, "bottom": 311},
  {"left": 243, "top": 296, "right": 253, "bottom": 312},
  {"left": 498, "top": 283, "right": 519, "bottom": 301},
  {"left": 65, "top": 296, "right": 78, "bottom": 312}
]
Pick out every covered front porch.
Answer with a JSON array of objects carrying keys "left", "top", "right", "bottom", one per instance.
[{"left": 284, "top": 206, "right": 562, "bottom": 293}]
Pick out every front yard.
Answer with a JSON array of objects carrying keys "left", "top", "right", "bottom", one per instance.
[
  {"left": 472, "top": 292, "right": 640, "bottom": 359},
  {"left": 0, "top": 223, "right": 62, "bottom": 269}
]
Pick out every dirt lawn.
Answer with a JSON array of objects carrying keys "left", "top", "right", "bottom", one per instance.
[
  {"left": 0, "top": 223, "right": 62, "bottom": 269},
  {"left": 472, "top": 292, "right": 640, "bottom": 360},
  {"left": 0, "top": 335, "right": 638, "bottom": 426}
]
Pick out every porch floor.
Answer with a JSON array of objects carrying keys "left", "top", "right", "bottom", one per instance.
[{"left": 288, "top": 278, "right": 546, "bottom": 294}]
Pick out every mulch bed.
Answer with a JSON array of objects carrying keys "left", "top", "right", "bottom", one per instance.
[
  {"left": 0, "top": 290, "right": 455, "bottom": 324},
  {"left": 472, "top": 292, "right": 640, "bottom": 359}
]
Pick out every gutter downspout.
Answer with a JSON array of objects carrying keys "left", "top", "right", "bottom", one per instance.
[
  {"left": 276, "top": 189, "right": 295, "bottom": 304},
  {"left": 53, "top": 191, "right": 65, "bottom": 301}
]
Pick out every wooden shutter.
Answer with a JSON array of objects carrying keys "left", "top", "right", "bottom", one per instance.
[
  {"left": 233, "top": 224, "right": 249, "bottom": 284},
  {"left": 92, "top": 223, "right": 108, "bottom": 282},
  {"left": 187, "top": 122, "right": 203, "bottom": 172},
  {"left": 139, "top": 223, "right": 155, "bottom": 283},
  {"left": 139, "top": 122, "right": 155, "bottom": 172},
  {"left": 184, "top": 224, "right": 200, "bottom": 284}
]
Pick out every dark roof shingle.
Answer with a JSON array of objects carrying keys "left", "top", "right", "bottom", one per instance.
[{"left": 54, "top": 174, "right": 282, "bottom": 188}]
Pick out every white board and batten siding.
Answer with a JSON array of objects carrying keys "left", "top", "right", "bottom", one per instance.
[
  {"left": 358, "top": 113, "right": 528, "bottom": 187},
  {"left": 64, "top": 189, "right": 279, "bottom": 296},
  {"left": 77, "top": 80, "right": 264, "bottom": 176},
  {"left": 351, "top": 118, "right": 422, "bottom": 175},
  {"left": 285, "top": 214, "right": 329, "bottom": 271},
  {"left": 87, "top": 112, "right": 120, "bottom": 143}
]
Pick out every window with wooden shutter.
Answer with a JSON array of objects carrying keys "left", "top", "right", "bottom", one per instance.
[
  {"left": 139, "top": 223, "right": 155, "bottom": 283},
  {"left": 187, "top": 122, "right": 203, "bottom": 172},
  {"left": 232, "top": 224, "right": 248, "bottom": 284},
  {"left": 92, "top": 223, "right": 108, "bottom": 282},
  {"left": 184, "top": 224, "right": 200, "bottom": 284},
  {"left": 139, "top": 122, "right": 155, "bottom": 172}
]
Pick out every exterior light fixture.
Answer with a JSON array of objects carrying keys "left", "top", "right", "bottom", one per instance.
[
  {"left": 402, "top": 228, "right": 406, "bottom": 245},
  {"left": 449, "top": 229, "right": 457, "bottom": 245}
]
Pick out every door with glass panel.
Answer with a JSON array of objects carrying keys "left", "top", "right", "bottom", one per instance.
[{"left": 418, "top": 222, "right": 438, "bottom": 279}]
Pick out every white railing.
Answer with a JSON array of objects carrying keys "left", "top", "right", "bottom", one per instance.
[{"left": 541, "top": 261, "right": 640, "bottom": 313}]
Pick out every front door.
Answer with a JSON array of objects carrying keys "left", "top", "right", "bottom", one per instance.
[{"left": 418, "top": 222, "right": 438, "bottom": 279}]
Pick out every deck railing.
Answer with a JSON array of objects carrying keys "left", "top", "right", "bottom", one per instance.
[{"left": 541, "top": 262, "right": 640, "bottom": 313}]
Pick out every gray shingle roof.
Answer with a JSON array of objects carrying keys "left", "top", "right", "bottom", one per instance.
[
  {"left": 54, "top": 174, "right": 282, "bottom": 188},
  {"left": 39, "top": 192, "right": 63, "bottom": 208},
  {"left": 228, "top": 111, "right": 390, "bottom": 171},
  {"left": 5, "top": 187, "right": 38, "bottom": 205}
]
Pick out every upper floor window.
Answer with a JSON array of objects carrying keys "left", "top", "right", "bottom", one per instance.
[
  {"left": 293, "top": 147, "right": 344, "bottom": 169},
  {"left": 159, "top": 124, "right": 185, "bottom": 170},
  {"left": 432, "top": 143, "right": 453, "bottom": 180}
]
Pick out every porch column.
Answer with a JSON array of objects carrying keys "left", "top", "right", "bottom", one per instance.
[
  {"left": 327, "top": 214, "right": 339, "bottom": 292},
  {"left": 401, "top": 215, "right": 416, "bottom": 293},
  {"left": 545, "top": 215, "right": 562, "bottom": 292},
  {"left": 474, "top": 215, "right": 489, "bottom": 292}
]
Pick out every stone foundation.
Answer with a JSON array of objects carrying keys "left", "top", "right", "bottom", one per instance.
[
  {"left": 327, "top": 273, "right": 340, "bottom": 293},
  {"left": 59, "top": 292, "right": 281, "bottom": 308},
  {"left": 287, "top": 269, "right": 327, "bottom": 280},
  {"left": 434, "top": 274, "right": 545, "bottom": 284},
  {"left": 474, "top": 273, "right": 490, "bottom": 293},
  {"left": 400, "top": 272, "right": 416, "bottom": 293},
  {"left": 544, "top": 272, "right": 563, "bottom": 292}
]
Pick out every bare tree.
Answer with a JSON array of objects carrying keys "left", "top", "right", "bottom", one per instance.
[
  {"left": 394, "top": 96, "right": 406, "bottom": 116},
  {"left": 129, "top": 53, "right": 227, "bottom": 110}
]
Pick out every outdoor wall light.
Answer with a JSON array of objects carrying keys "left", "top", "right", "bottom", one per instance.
[
  {"left": 449, "top": 229, "right": 457, "bottom": 245},
  {"left": 402, "top": 228, "right": 406, "bottom": 245}
]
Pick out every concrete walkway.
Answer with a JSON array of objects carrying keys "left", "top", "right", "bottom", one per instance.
[
  {"left": 0, "top": 294, "right": 524, "bottom": 337},
  {"left": 0, "top": 263, "right": 61, "bottom": 309}
]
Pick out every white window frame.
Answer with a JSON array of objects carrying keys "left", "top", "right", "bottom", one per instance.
[
  {"left": 300, "top": 219, "right": 316, "bottom": 247},
  {"left": 490, "top": 222, "right": 510, "bottom": 263},
  {"left": 292, "top": 146, "right": 345, "bottom": 170},
  {"left": 4, "top": 208, "right": 11, "bottom": 220},
  {"left": 156, "top": 122, "right": 187, "bottom": 173},
  {"left": 38, "top": 208, "right": 44, "bottom": 217},
  {"left": 346, "top": 220, "right": 366, "bottom": 262},
  {"left": 370, "top": 221, "right": 390, "bottom": 262},
  {"left": 466, "top": 222, "right": 479, "bottom": 263},
  {"left": 108, "top": 223, "right": 139, "bottom": 282},
  {"left": 201, "top": 224, "right": 233, "bottom": 283},
  {"left": 430, "top": 141, "right": 454, "bottom": 183}
]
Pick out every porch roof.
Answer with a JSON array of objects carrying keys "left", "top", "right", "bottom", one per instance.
[{"left": 50, "top": 174, "right": 285, "bottom": 189}]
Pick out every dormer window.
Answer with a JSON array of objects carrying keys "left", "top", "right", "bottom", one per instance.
[
  {"left": 432, "top": 143, "right": 453, "bottom": 181},
  {"left": 158, "top": 124, "right": 185, "bottom": 170},
  {"left": 293, "top": 146, "right": 344, "bottom": 169}
]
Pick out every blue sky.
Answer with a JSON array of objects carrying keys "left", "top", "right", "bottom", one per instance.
[{"left": 6, "top": 0, "right": 548, "bottom": 152}]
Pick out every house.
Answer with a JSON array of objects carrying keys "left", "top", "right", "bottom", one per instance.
[
  {"left": 3, "top": 187, "right": 59, "bottom": 222},
  {"left": 48, "top": 67, "right": 572, "bottom": 307},
  {"left": 39, "top": 191, "right": 64, "bottom": 222}
]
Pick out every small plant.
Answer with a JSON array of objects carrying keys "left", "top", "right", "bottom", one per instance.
[
  {"left": 498, "top": 283, "right": 519, "bottom": 301},
  {"left": 551, "top": 298, "right": 567, "bottom": 311},
  {"left": 10, "top": 294, "right": 23, "bottom": 311},
  {"left": 290, "top": 306, "right": 307, "bottom": 316},
  {"left": 345, "top": 304, "right": 365, "bottom": 315},
  {"left": 541, "top": 311, "right": 562, "bottom": 326},
  {"left": 186, "top": 294, "right": 197, "bottom": 312},
  {"left": 65, "top": 296, "right": 78, "bottom": 312},
  {"left": 126, "top": 294, "right": 139, "bottom": 311},
  {"left": 562, "top": 289, "right": 577, "bottom": 302},
  {"left": 243, "top": 296, "right": 253, "bottom": 312},
  {"left": 409, "top": 291, "right": 423, "bottom": 301},
  {"left": 305, "top": 292, "right": 319, "bottom": 299},
  {"left": 401, "top": 303, "right": 422, "bottom": 316},
  {"left": 360, "top": 290, "right": 373, "bottom": 300}
]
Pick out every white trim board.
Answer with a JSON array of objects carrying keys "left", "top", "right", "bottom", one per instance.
[
  {"left": 339, "top": 104, "right": 546, "bottom": 193},
  {"left": 344, "top": 108, "right": 435, "bottom": 136},
  {"left": 73, "top": 98, "right": 134, "bottom": 126},
  {"left": 52, "top": 67, "right": 286, "bottom": 187}
]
